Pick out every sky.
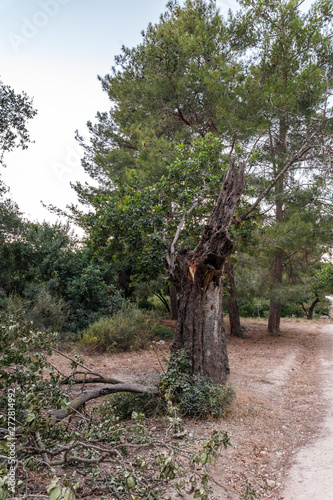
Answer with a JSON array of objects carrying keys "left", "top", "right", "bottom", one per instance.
[{"left": 0, "top": 0, "right": 314, "bottom": 228}]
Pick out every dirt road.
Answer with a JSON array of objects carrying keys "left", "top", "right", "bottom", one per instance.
[{"left": 282, "top": 321, "right": 333, "bottom": 499}]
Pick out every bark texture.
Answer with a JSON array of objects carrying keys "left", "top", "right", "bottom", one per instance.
[
  {"left": 268, "top": 199, "right": 284, "bottom": 334},
  {"left": 171, "top": 160, "right": 245, "bottom": 384},
  {"left": 268, "top": 254, "right": 283, "bottom": 333},
  {"left": 52, "top": 383, "right": 158, "bottom": 421},
  {"left": 300, "top": 297, "right": 319, "bottom": 320}
]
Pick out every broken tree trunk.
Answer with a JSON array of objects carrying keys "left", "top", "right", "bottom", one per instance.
[{"left": 171, "top": 160, "right": 246, "bottom": 384}]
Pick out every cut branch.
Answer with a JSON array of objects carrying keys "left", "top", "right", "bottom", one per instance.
[{"left": 51, "top": 383, "right": 158, "bottom": 421}]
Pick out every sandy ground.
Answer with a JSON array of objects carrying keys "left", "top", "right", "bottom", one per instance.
[
  {"left": 50, "top": 316, "right": 333, "bottom": 499},
  {"left": 281, "top": 322, "right": 333, "bottom": 500}
]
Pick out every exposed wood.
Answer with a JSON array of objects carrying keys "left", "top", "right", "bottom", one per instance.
[{"left": 171, "top": 159, "right": 246, "bottom": 384}]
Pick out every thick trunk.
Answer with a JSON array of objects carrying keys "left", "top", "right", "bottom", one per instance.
[
  {"left": 169, "top": 284, "right": 178, "bottom": 320},
  {"left": 225, "top": 262, "right": 243, "bottom": 337},
  {"left": 171, "top": 160, "right": 245, "bottom": 384},
  {"left": 172, "top": 266, "right": 229, "bottom": 384}
]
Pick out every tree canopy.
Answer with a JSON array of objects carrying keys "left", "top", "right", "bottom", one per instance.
[{"left": 0, "top": 78, "right": 37, "bottom": 167}]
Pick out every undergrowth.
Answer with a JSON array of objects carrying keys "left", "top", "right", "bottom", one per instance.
[
  {"left": 81, "top": 307, "right": 158, "bottom": 352},
  {"left": 104, "top": 349, "right": 234, "bottom": 421},
  {"left": 0, "top": 313, "right": 232, "bottom": 499}
]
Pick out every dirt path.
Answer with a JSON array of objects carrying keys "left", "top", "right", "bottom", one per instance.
[{"left": 281, "top": 322, "right": 333, "bottom": 499}]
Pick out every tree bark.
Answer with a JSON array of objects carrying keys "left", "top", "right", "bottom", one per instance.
[
  {"left": 307, "top": 297, "right": 319, "bottom": 320},
  {"left": 169, "top": 284, "right": 178, "bottom": 320},
  {"left": 268, "top": 181, "right": 284, "bottom": 334},
  {"left": 300, "top": 297, "right": 319, "bottom": 320},
  {"left": 51, "top": 383, "right": 158, "bottom": 422},
  {"left": 225, "top": 262, "right": 243, "bottom": 337},
  {"left": 171, "top": 160, "right": 245, "bottom": 384},
  {"left": 268, "top": 252, "right": 283, "bottom": 334}
]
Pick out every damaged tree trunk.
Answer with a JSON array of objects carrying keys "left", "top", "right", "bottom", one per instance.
[{"left": 171, "top": 160, "right": 245, "bottom": 384}]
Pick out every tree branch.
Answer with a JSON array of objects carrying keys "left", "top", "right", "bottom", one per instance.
[{"left": 51, "top": 383, "right": 158, "bottom": 421}]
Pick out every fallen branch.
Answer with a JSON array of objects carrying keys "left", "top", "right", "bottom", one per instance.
[
  {"left": 52, "top": 347, "right": 122, "bottom": 383},
  {"left": 61, "top": 372, "right": 123, "bottom": 385},
  {"left": 51, "top": 383, "right": 158, "bottom": 421}
]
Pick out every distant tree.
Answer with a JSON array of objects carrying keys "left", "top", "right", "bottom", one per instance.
[
  {"left": 0, "top": 218, "right": 124, "bottom": 332},
  {"left": 234, "top": 0, "right": 333, "bottom": 333},
  {"left": 304, "top": 264, "right": 333, "bottom": 319},
  {"left": 0, "top": 78, "right": 37, "bottom": 167}
]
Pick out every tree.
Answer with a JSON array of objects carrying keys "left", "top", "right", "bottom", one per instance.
[
  {"left": 72, "top": 0, "right": 248, "bottom": 205},
  {"left": 235, "top": 0, "right": 333, "bottom": 333},
  {"left": 304, "top": 264, "right": 333, "bottom": 318},
  {"left": 81, "top": 134, "right": 227, "bottom": 319},
  {"left": 0, "top": 218, "right": 124, "bottom": 332},
  {"left": 171, "top": 159, "right": 245, "bottom": 384},
  {"left": 71, "top": 0, "right": 333, "bottom": 383},
  {"left": 0, "top": 78, "right": 37, "bottom": 167}
]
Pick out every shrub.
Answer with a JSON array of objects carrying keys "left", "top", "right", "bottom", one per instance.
[
  {"left": 81, "top": 307, "right": 158, "bottom": 352},
  {"left": 313, "top": 300, "right": 330, "bottom": 317},
  {"left": 280, "top": 302, "right": 304, "bottom": 318},
  {"left": 153, "top": 324, "right": 174, "bottom": 339},
  {"left": 238, "top": 299, "right": 270, "bottom": 318},
  {"left": 0, "top": 289, "right": 7, "bottom": 310},
  {"left": 100, "top": 391, "right": 162, "bottom": 420},
  {"left": 160, "top": 349, "right": 234, "bottom": 419},
  {"left": 27, "top": 289, "right": 68, "bottom": 331},
  {"left": 104, "top": 349, "right": 234, "bottom": 421}
]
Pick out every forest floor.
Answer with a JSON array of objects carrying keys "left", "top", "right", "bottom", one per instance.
[{"left": 49, "top": 316, "right": 331, "bottom": 499}]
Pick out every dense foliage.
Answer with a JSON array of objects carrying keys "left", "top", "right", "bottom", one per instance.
[{"left": 0, "top": 314, "right": 232, "bottom": 499}]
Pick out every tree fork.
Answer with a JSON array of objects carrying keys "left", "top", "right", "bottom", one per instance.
[{"left": 171, "top": 159, "right": 246, "bottom": 384}]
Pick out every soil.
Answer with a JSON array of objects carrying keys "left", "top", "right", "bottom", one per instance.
[{"left": 49, "top": 316, "right": 331, "bottom": 499}]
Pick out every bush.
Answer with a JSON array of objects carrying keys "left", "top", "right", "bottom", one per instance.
[
  {"left": 280, "top": 302, "right": 304, "bottom": 318},
  {"left": 160, "top": 349, "right": 234, "bottom": 419},
  {"left": 313, "top": 299, "right": 330, "bottom": 317},
  {"left": 238, "top": 298, "right": 306, "bottom": 318},
  {"left": 0, "top": 289, "right": 7, "bottom": 310},
  {"left": 153, "top": 324, "right": 174, "bottom": 339},
  {"left": 27, "top": 288, "right": 68, "bottom": 331},
  {"left": 101, "top": 349, "right": 234, "bottom": 421},
  {"left": 238, "top": 299, "right": 270, "bottom": 318},
  {"left": 5, "top": 287, "right": 68, "bottom": 332},
  {"left": 100, "top": 391, "right": 162, "bottom": 420},
  {"left": 81, "top": 307, "right": 158, "bottom": 352}
]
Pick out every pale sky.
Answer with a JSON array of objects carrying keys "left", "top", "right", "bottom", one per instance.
[{"left": 0, "top": 0, "right": 313, "bottom": 227}]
